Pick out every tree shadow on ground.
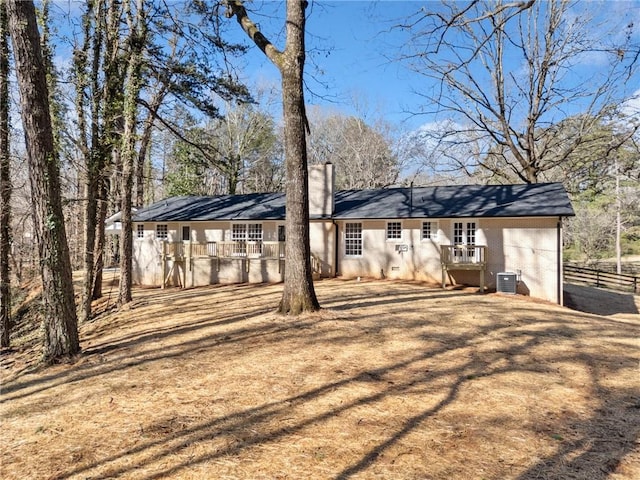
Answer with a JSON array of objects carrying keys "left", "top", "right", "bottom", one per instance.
[
  {"left": 564, "top": 283, "right": 639, "bottom": 316},
  {"left": 3, "top": 280, "right": 640, "bottom": 479}
]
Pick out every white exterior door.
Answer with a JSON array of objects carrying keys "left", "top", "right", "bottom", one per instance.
[{"left": 453, "top": 221, "right": 477, "bottom": 262}]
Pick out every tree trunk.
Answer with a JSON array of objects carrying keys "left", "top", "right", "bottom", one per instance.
[
  {"left": 0, "top": 1, "right": 11, "bottom": 348},
  {"left": 92, "top": 177, "right": 108, "bottom": 299},
  {"left": 75, "top": 0, "right": 97, "bottom": 322},
  {"left": 615, "top": 155, "right": 622, "bottom": 275},
  {"left": 118, "top": 0, "right": 146, "bottom": 307},
  {"left": 277, "top": 0, "right": 318, "bottom": 314},
  {"left": 226, "top": 0, "right": 319, "bottom": 315},
  {"left": 94, "top": 0, "right": 125, "bottom": 299},
  {"left": 7, "top": 0, "right": 80, "bottom": 362}
]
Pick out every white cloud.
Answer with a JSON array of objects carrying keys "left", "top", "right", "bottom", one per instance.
[{"left": 620, "top": 89, "right": 640, "bottom": 118}]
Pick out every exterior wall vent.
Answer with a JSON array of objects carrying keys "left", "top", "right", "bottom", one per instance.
[{"left": 497, "top": 272, "right": 517, "bottom": 294}]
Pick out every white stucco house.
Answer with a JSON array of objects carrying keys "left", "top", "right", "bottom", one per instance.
[{"left": 131, "top": 163, "right": 575, "bottom": 304}]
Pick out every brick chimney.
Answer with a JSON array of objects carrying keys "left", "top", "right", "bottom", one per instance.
[{"left": 308, "top": 162, "right": 334, "bottom": 218}]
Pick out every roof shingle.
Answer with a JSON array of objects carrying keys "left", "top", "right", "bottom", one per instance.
[{"left": 133, "top": 183, "right": 574, "bottom": 222}]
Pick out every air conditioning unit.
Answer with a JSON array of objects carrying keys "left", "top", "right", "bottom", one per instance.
[{"left": 497, "top": 272, "right": 517, "bottom": 294}]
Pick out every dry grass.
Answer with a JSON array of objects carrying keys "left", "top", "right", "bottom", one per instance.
[{"left": 1, "top": 279, "right": 639, "bottom": 479}]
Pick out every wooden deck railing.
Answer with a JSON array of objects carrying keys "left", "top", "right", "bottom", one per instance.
[
  {"left": 441, "top": 245, "right": 487, "bottom": 292},
  {"left": 440, "top": 245, "right": 487, "bottom": 268},
  {"left": 162, "top": 241, "right": 285, "bottom": 260}
]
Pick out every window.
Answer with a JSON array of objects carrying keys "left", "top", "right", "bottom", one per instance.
[
  {"left": 466, "top": 222, "right": 476, "bottom": 245},
  {"left": 277, "top": 225, "right": 286, "bottom": 242},
  {"left": 386, "top": 221, "right": 402, "bottom": 240},
  {"left": 232, "top": 223, "right": 247, "bottom": 241},
  {"left": 136, "top": 224, "right": 144, "bottom": 239},
  {"left": 453, "top": 222, "right": 463, "bottom": 245},
  {"left": 453, "top": 222, "right": 476, "bottom": 244},
  {"left": 182, "top": 226, "right": 190, "bottom": 241},
  {"left": 454, "top": 222, "right": 476, "bottom": 245},
  {"left": 453, "top": 221, "right": 477, "bottom": 259},
  {"left": 231, "top": 223, "right": 263, "bottom": 256},
  {"left": 247, "top": 223, "right": 263, "bottom": 242},
  {"left": 422, "top": 221, "right": 438, "bottom": 241},
  {"left": 345, "top": 222, "right": 362, "bottom": 256},
  {"left": 156, "top": 224, "right": 168, "bottom": 239},
  {"left": 231, "top": 223, "right": 262, "bottom": 242}
]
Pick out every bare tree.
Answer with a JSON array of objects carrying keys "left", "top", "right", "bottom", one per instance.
[
  {"left": 7, "top": 0, "right": 79, "bottom": 362},
  {"left": 399, "top": 0, "right": 639, "bottom": 183},
  {"left": 307, "top": 108, "right": 400, "bottom": 189},
  {"left": 225, "top": 0, "right": 320, "bottom": 314},
  {"left": 0, "top": 0, "right": 10, "bottom": 348}
]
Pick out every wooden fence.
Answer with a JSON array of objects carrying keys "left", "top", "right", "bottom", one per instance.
[{"left": 564, "top": 264, "right": 638, "bottom": 294}]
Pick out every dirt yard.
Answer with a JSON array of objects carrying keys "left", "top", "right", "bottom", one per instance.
[{"left": 1, "top": 279, "right": 639, "bottom": 479}]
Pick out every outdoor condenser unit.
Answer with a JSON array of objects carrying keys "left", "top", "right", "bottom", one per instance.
[{"left": 497, "top": 272, "right": 518, "bottom": 294}]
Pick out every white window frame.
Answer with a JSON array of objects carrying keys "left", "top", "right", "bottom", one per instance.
[
  {"left": 452, "top": 221, "right": 478, "bottom": 260},
  {"left": 136, "top": 224, "right": 144, "bottom": 239},
  {"left": 344, "top": 222, "right": 363, "bottom": 257},
  {"left": 453, "top": 221, "right": 477, "bottom": 246},
  {"left": 386, "top": 221, "right": 402, "bottom": 241},
  {"left": 231, "top": 223, "right": 263, "bottom": 256},
  {"left": 421, "top": 221, "right": 439, "bottom": 241},
  {"left": 247, "top": 223, "right": 263, "bottom": 242},
  {"left": 232, "top": 223, "right": 247, "bottom": 242},
  {"left": 156, "top": 224, "right": 168, "bottom": 240},
  {"left": 231, "top": 223, "right": 263, "bottom": 242}
]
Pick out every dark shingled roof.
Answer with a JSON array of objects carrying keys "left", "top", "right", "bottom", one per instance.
[
  {"left": 333, "top": 183, "right": 575, "bottom": 219},
  {"left": 134, "top": 183, "right": 574, "bottom": 222},
  {"left": 134, "top": 192, "right": 286, "bottom": 222}
]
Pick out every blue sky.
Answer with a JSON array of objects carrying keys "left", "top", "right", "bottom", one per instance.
[
  {"left": 226, "top": 0, "right": 640, "bottom": 132},
  {"left": 47, "top": 0, "right": 640, "bottom": 135},
  {"left": 227, "top": 1, "right": 430, "bottom": 129}
]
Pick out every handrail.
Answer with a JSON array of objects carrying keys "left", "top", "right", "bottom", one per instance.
[
  {"left": 161, "top": 241, "right": 285, "bottom": 260},
  {"left": 441, "top": 244, "right": 487, "bottom": 266}
]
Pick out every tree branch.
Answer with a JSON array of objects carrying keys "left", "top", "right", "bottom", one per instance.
[{"left": 224, "top": 0, "right": 284, "bottom": 69}]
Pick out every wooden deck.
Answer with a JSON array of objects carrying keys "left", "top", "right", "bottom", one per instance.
[
  {"left": 160, "top": 241, "right": 286, "bottom": 288},
  {"left": 440, "top": 245, "right": 487, "bottom": 292},
  {"left": 162, "top": 240, "right": 285, "bottom": 260}
]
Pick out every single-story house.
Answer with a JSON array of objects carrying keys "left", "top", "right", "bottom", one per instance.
[
  {"left": 105, "top": 208, "right": 137, "bottom": 236},
  {"left": 132, "top": 163, "right": 575, "bottom": 304}
]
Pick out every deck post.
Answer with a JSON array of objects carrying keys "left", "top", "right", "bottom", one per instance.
[{"left": 161, "top": 241, "right": 166, "bottom": 289}]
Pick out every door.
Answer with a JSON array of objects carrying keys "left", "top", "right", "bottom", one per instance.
[
  {"left": 181, "top": 225, "right": 191, "bottom": 241},
  {"left": 453, "top": 221, "right": 477, "bottom": 262}
]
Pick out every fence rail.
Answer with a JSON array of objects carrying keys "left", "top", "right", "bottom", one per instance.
[{"left": 564, "top": 264, "right": 638, "bottom": 294}]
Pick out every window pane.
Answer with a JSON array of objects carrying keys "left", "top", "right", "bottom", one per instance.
[
  {"left": 454, "top": 222, "right": 463, "bottom": 244},
  {"left": 247, "top": 223, "right": 262, "bottom": 241},
  {"left": 232, "top": 223, "right": 246, "bottom": 241},
  {"left": 156, "top": 224, "right": 168, "bottom": 239},
  {"left": 422, "top": 222, "right": 431, "bottom": 240},
  {"left": 345, "top": 222, "right": 362, "bottom": 256},
  {"left": 386, "top": 222, "right": 402, "bottom": 240},
  {"left": 467, "top": 222, "right": 476, "bottom": 244}
]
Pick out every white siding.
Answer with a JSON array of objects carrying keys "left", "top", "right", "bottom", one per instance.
[{"left": 335, "top": 217, "right": 561, "bottom": 303}]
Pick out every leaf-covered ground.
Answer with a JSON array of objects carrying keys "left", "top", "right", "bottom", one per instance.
[{"left": 2, "top": 279, "right": 639, "bottom": 479}]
